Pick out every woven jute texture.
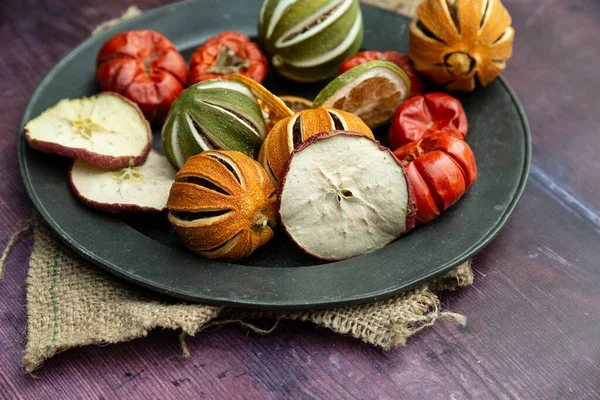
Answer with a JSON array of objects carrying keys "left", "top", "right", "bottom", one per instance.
[
  {"left": 23, "top": 220, "right": 471, "bottom": 372},
  {"left": 14, "top": 0, "right": 474, "bottom": 372}
]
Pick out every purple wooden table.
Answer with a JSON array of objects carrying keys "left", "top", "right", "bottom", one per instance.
[{"left": 1, "top": 0, "right": 599, "bottom": 398}]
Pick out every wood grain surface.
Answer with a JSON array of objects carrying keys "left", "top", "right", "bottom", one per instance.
[{"left": 1, "top": 0, "right": 599, "bottom": 399}]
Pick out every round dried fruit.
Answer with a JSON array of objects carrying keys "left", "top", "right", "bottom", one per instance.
[
  {"left": 409, "top": 0, "right": 514, "bottom": 91},
  {"left": 259, "top": 107, "right": 373, "bottom": 183},
  {"left": 393, "top": 132, "right": 477, "bottom": 225},
  {"left": 69, "top": 150, "right": 176, "bottom": 213},
  {"left": 388, "top": 92, "right": 467, "bottom": 149},
  {"left": 312, "top": 60, "right": 410, "bottom": 128},
  {"left": 167, "top": 151, "right": 277, "bottom": 262},
  {"left": 279, "top": 131, "right": 416, "bottom": 260},
  {"left": 258, "top": 0, "right": 363, "bottom": 82},
  {"left": 189, "top": 31, "right": 268, "bottom": 84},
  {"left": 24, "top": 92, "right": 151, "bottom": 169},
  {"left": 161, "top": 80, "right": 267, "bottom": 169},
  {"left": 96, "top": 30, "right": 188, "bottom": 123}
]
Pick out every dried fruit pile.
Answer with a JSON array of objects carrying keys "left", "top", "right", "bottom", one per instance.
[{"left": 24, "top": 0, "right": 514, "bottom": 263}]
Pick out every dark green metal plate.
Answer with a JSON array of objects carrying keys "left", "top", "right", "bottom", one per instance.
[{"left": 17, "top": 0, "right": 531, "bottom": 310}]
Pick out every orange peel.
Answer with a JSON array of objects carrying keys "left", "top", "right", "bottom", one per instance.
[
  {"left": 259, "top": 107, "right": 373, "bottom": 183},
  {"left": 167, "top": 150, "right": 277, "bottom": 262}
]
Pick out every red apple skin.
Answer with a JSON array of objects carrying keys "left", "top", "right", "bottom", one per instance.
[
  {"left": 67, "top": 151, "right": 167, "bottom": 214},
  {"left": 24, "top": 92, "right": 152, "bottom": 169},
  {"left": 277, "top": 130, "right": 417, "bottom": 261}
]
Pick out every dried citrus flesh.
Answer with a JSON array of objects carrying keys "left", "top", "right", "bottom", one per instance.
[
  {"left": 69, "top": 151, "right": 176, "bottom": 213},
  {"left": 312, "top": 60, "right": 410, "bottom": 128},
  {"left": 228, "top": 73, "right": 294, "bottom": 130},
  {"left": 280, "top": 95, "right": 313, "bottom": 113},
  {"left": 24, "top": 92, "right": 151, "bottom": 169}
]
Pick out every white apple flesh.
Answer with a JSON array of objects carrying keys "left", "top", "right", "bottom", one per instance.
[
  {"left": 69, "top": 151, "right": 176, "bottom": 213},
  {"left": 279, "top": 131, "right": 415, "bottom": 260},
  {"left": 25, "top": 92, "right": 152, "bottom": 169}
]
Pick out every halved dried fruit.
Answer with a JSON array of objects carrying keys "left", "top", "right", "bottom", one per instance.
[
  {"left": 167, "top": 150, "right": 277, "bottom": 262},
  {"left": 69, "top": 150, "right": 176, "bottom": 213},
  {"left": 280, "top": 95, "right": 313, "bottom": 113},
  {"left": 25, "top": 92, "right": 152, "bottom": 169},
  {"left": 279, "top": 131, "right": 416, "bottom": 260},
  {"left": 338, "top": 50, "right": 424, "bottom": 98},
  {"left": 259, "top": 0, "right": 363, "bottom": 82},
  {"left": 312, "top": 60, "right": 410, "bottom": 128},
  {"left": 259, "top": 107, "right": 373, "bottom": 184},
  {"left": 161, "top": 79, "right": 267, "bottom": 169},
  {"left": 228, "top": 73, "right": 294, "bottom": 130}
]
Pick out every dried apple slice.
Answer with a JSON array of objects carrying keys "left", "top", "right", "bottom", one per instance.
[
  {"left": 279, "top": 131, "right": 416, "bottom": 261},
  {"left": 69, "top": 150, "right": 176, "bottom": 213},
  {"left": 312, "top": 60, "right": 410, "bottom": 128},
  {"left": 25, "top": 92, "right": 152, "bottom": 169}
]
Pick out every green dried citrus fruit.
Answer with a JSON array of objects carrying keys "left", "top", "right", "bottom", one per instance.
[
  {"left": 312, "top": 60, "right": 411, "bottom": 128},
  {"left": 258, "top": 0, "right": 363, "bottom": 82},
  {"left": 161, "top": 80, "right": 267, "bottom": 169}
]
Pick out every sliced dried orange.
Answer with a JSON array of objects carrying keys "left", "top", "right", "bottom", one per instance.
[
  {"left": 312, "top": 60, "right": 410, "bottom": 128},
  {"left": 279, "top": 95, "right": 313, "bottom": 113},
  {"left": 228, "top": 73, "right": 294, "bottom": 130}
]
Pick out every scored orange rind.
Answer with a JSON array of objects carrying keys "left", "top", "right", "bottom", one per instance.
[
  {"left": 259, "top": 107, "right": 373, "bottom": 183},
  {"left": 167, "top": 150, "right": 277, "bottom": 262}
]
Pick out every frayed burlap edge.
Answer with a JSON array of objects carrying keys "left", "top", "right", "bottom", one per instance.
[
  {"left": 90, "top": 6, "right": 142, "bottom": 36},
  {"left": 8, "top": 217, "right": 471, "bottom": 372},
  {"left": 220, "top": 283, "right": 468, "bottom": 351},
  {"left": 23, "top": 220, "right": 221, "bottom": 373}
]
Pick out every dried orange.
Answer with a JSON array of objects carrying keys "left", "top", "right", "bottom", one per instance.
[
  {"left": 312, "top": 61, "right": 410, "bottom": 128},
  {"left": 258, "top": 107, "right": 372, "bottom": 183},
  {"left": 409, "top": 0, "right": 514, "bottom": 91},
  {"left": 167, "top": 150, "right": 277, "bottom": 262}
]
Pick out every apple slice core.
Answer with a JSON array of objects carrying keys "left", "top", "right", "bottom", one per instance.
[{"left": 69, "top": 151, "right": 176, "bottom": 213}]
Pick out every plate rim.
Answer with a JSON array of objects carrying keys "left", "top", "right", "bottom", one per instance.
[{"left": 17, "top": 1, "right": 532, "bottom": 310}]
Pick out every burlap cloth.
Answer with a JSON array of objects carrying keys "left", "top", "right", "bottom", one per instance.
[{"left": 4, "top": 0, "right": 473, "bottom": 373}]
